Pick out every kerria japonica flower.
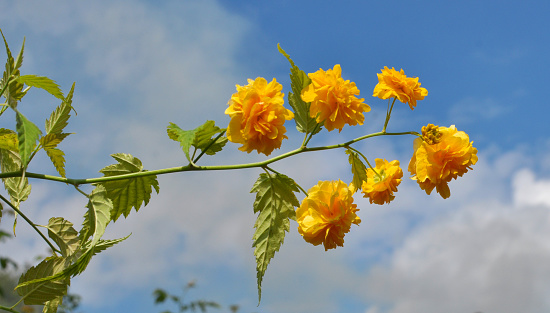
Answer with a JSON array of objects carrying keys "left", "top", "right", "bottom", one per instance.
[
  {"left": 408, "top": 124, "right": 478, "bottom": 199},
  {"left": 296, "top": 180, "right": 361, "bottom": 251},
  {"left": 301, "top": 64, "right": 371, "bottom": 132},
  {"left": 373, "top": 66, "right": 428, "bottom": 110},
  {"left": 225, "top": 77, "right": 294, "bottom": 156},
  {"left": 361, "top": 159, "right": 403, "bottom": 205}
]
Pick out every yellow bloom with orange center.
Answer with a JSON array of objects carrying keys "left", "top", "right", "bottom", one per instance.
[
  {"left": 408, "top": 124, "right": 478, "bottom": 199},
  {"left": 373, "top": 66, "right": 428, "bottom": 110},
  {"left": 361, "top": 159, "right": 403, "bottom": 205},
  {"left": 301, "top": 64, "right": 371, "bottom": 132},
  {"left": 225, "top": 77, "right": 294, "bottom": 156},
  {"left": 296, "top": 180, "right": 361, "bottom": 251}
]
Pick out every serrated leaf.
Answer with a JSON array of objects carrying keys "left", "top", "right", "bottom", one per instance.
[
  {"left": 167, "top": 121, "right": 227, "bottom": 162},
  {"left": 85, "top": 235, "right": 130, "bottom": 256},
  {"left": 16, "top": 189, "right": 123, "bottom": 290},
  {"left": 46, "top": 217, "right": 79, "bottom": 258},
  {"left": 0, "top": 128, "right": 19, "bottom": 151},
  {"left": 250, "top": 172, "right": 299, "bottom": 302},
  {"left": 16, "top": 111, "right": 42, "bottom": 168},
  {"left": 0, "top": 32, "right": 26, "bottom": 108},
  {"left": 167, "top": 122, "right": 196, "bottom": 162},
  {"left": 278, "top": 44, "right": 322, "bottom": 135},
  {"left": 0, "top": 148, "right": 31, "bottom": 203},
  {"left": 45, "top": 147, "right": 67, "bottom": 178},
  {"left": 40, "top": 133, "right": 70, "bottom": 177},
  {"left": 46, "top": 83, "right": 74, "bottom": 134},
  {"left": 192, "top": 120, "right": 227, "bottom": 156},
  {"left": 17, "top": 75, "right": 64, "bottom": 100},
  {"left": 16, "top": 257, "right": 69, "bottom": 305},
  {"left": 16, "top": 233, "right": 130, "bottom": 291},
  {"left": 98, "top": 153, "right": 159, "bottom": 221},
  {"left": 79, "top": 185, "right": 111, "bottom": 246},
  {"left": 346, "top": 149, "right": 368, "bottom": 193}
]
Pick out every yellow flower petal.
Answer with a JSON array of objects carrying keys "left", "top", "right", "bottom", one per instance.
[
  {"left": 373, "top": 66, "right": 428, "bottom": 110},
  {"left": 225, "top": 77, "right": 294, "bottom": 156},
  {"left": 361, "top": 159, "right": 403, "bottom": 205},
  {"left": 408, "top": 124, "right": 477, "bottom": 199},
  {"left": 301, "top": 65, "right": 370, "bottom": 132},
  {"left": 296, "top": 180, "right": 360, "bottom": 251}
]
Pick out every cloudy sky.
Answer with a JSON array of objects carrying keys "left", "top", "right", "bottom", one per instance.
[{"left": 1, "top": 1, "right": 550, "bottom": 312}]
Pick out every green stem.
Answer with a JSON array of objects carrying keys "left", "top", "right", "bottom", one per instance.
[
  {"left": 0, "top": 193, "right": 62, "bottom": 255},
  {"left": 0, "top": 304, "right": 21, "bottom": 313},
  {"left": 302, "top": 124, "right": 320, "bottom": 148},
  {"left": 0, "top": 131, "right": 418, "bottom": 186},
  {"left": 346, "top": 146, "right": 380, "bottom": 178},
  {"left": 382, "top": 98, "right": 397, "bottom": 133}
]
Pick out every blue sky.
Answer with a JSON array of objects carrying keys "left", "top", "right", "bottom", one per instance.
[{"left": 1, "top": 1, "right": 550, "bottom": 313}]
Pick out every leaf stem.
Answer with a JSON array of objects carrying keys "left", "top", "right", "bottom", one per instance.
[
  {"left": 0, "top": 193, "right": 61, "bottom": 255},
  {"left": 302, "top": 124, "right": 320, "bottom": 147},
  {"left": 346, "top": 146, "right": 380, "bottom": 178},
  {"left": 382, "top": 98, "right": 397, "bottom": 133}
]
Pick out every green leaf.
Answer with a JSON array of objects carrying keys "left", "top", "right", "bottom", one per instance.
[
  {"left": 16, "top": 111, "right": 42, "bottom": 168},
  {"left": 17, "top": 75, "right": 64, "bottom": 100},
  {"left": 45, "top": 147, "right": 67, "bottom": 178},
  {"left": 0, "top": 128, "right": 19, "bottom": 151},
  {"left": 40, "top": 133, "right": 71, "bottom": 177},
  {"left": 153, "top": 289, "right": 168, "bottom": 304},
  {"left": 167, "top": 120, "right": 227, "bottom": 162},
  {"left": 192, "top": 120, "right": 227, "bottom": 156},
  {"left": 278, "top": 44, "right": 322, "bottom": 135},
  {"left": 0, "top": 31, "right": 26, "bottom": 108},
  {"left": 250, "top": 172, "right": 300, "bottom": 302},
  {"left": 79, "top": 185, "right": 112, "bottom": 246},
  {"left": 98, "top": 153, "right": 160, "bottom": 221},
  {"left": 0, "top": 148, "right": 31, "bottom": 203},
  {"left": 86, "top": 235, "right": 131, "bottom": 256},
  {"left": 167, "top": 122, "right": 196, "bottom": 162},
  {"left": 46, "top": 217, "right": 79, "bottom": 258},
  {"left": 16, "top": 256, "right": 69, "bottom": 305},
  {"left": 346, "top": 149, "right": 368, "bottom": 193},
  {"left": 45, "top": 83, "right": 75, "bottom": 134}
]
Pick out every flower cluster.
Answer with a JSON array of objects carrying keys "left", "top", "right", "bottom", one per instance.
[
  {"left": 373, "top": 66, "right": 428, "bottom": 110},
  {"left": 223, "top": 55, "right": 477, "bottom": 251},
  {"left": 408, "top": 124, "right": 478, "bottom": 199},
  {"left": 225, "top": 77, "right": 294, "bottom": 156},
  {"left": 301, "top": 64, "right": 371, "bottom": 132},
  {"left": 296, "top": 180, "right": 361, "bottom": 251},
  {"left": 361, "top": 159, "right": 403, "bottom": 205}
]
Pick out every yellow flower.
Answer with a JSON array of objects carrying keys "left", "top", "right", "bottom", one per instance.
[
  {"left": 296, "top": 180, "right": 361, "bottom": 251},
  {"left": 408, "top": 124, "right": 478, "bottom": 199},
  {"left": 225, "top": 77, "right": 294, "bottom": 156},
  {"left": 301, "top": 64, "right": 371, "bottom": 132},
  {"left": 373, "top": 66, "right": 428, "bottom": 110},
  {"left": 361, "top": 159, "right": 403, "bottom": 205}
]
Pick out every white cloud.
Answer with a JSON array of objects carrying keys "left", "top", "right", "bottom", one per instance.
[
  {"left": 362, "top": 152, "right": 550, "bottom": 313},
  {"left": 448, "top": 96, "right": 509, "bottom": 124},
  {"left": 513, "top": 169, "right": 550, "bottom": 207}
]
